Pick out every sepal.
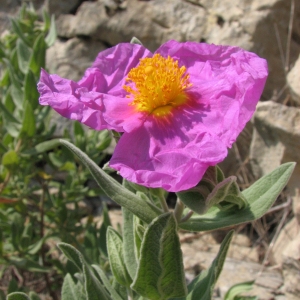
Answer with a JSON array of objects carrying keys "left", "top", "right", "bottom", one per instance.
[{"left": 177, "top": 166, "right": 247, "bottom": 214}]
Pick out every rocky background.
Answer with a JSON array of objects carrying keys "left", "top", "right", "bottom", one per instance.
[{"left": 1, "top": 0, "right": 300, "bottom": 299}]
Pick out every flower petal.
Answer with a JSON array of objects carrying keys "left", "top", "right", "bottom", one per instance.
[
  {"left": 38, "top": 68, "right": 107, "bottom": 130},
  {"left": 38, "top": 43, "right": 152, "bottom": 131},
  {"left": 110, "top": 114, "right": 228, "bottom": 192},
  {"left": 156, "top": 40, "right": 268, "bottom": 147}
]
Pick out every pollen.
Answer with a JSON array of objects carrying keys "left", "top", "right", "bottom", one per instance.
[{"left": 123, "top": 54, "right": 192, "bottom": 117}]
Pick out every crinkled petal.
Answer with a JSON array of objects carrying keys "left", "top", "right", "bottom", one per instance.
[
  {"left": 38, "top": 43, "right": 152, "bottom": 131},
  {"left": 156, "top": 40, "right": 268, "bottom": 147},
  {"left": 110, "top": 114, "right": 228, "bottom": 192},
  {"left": 92, "top": 43, "right": 152, "bottom": 95},
  {"left": 38, "top": 68, "right": 107, "bottom": 130}
]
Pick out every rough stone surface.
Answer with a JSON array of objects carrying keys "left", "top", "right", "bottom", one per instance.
[
  {"left": 46, "top": 37, "right": 107, "bottom": 81},
  {"left": 249, "top": 101, "right": 300, "bottom": 221},
  {"left": 53, "top": 0, "right": 300, "bottom": 100},
  {"left": 287, "top": 54, "right": 300, "bottom": 104},
  {"left": 43, "top": 0, "right": 83, "bottom": 16},
  {"left": 272, "top": 218, "right": 300, "bottom": 265},
  {"left": 181, "top": 235, "right": 283, "bottom": 299},
  {"left": 281, "top": 232, "right": 300, "bottom": 299}
]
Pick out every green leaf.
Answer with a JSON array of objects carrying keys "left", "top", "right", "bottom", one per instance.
[
  {"left": 45, "top": 14, "right": 57, "bottom": 47},
  {"left": 22, "top": 139, "right": 61, "bottom": 156},
  {"left": 16, "top": 39, "right": 32, "bottom": 74},
  {"left": 107, "top": 227, "right": 132, "bottom": 287},
  {"left": 130, "top": 37, "right": 143, "bottom": 45},
  {"left": 29, "top": 34, "right": 46, "bottom": 74},
  {"left": 98, "top": 203, "right": 111, "bottom": 257},
  {"left": 83, "top": 263, "right": 111, "bottom": 300},
  {"left": 224, "top": 281, "right": 256, "bottom": 300},
  {"left": 29, "top": 292, "right": 42, "bottom": 300},
  {"left": 9, "top": 257, "right": 49, "bottom": 273},
  {"left": 9, "top": 18, "right": 29, "bottom": 45},
  {"left": 58, "top": 243, "right": 111, "bottom": 300},
  {"left": 178, "top": 231, "right": 234, "bottom": 300},
  {"left": 24, "top": 70, "right": 39, "bottom": 110},
  {"left": 7, "top": 292, "right": 30, "bottom": 300},
  {"left": 92, "top": 265, "right": 124, "bottom": 300},
  {"left": 58, "top": 243, "right": 83, "bottom": 272},
  {"left": 131, "top": 213, "right": 187, "bottom": 299},
  {"left": 83, "top": 224, "right": 100, "bottom": 264},
  {"left": 122, "top": 207, "right": 138, "bottom": 280},
  {"left": 21, "top": 101, "right": 36, "bottom": 137},
  {"left": 179, "top": 162, "right": 296, "bottom": 231},
  {"left": 62, "top": 274, "right": 85, "bottom": 300},
  {"left": 0, "top": 101, "right": 20, "bottom": 124},
  {"left": 2, "top": 150, "right": 19, "bottom": 169},
  {"left": 59, "top": 139, "right": 161, "bottom": 224}
]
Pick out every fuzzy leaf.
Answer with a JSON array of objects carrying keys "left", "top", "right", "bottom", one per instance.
[
  {"left": 83, "top": 263, "right": 111, "bottom": 300},
  {"left": 45, "top": 14, "right": 57, "bottom": 47},
  {"left": 107, "top": 227, "right": 132, "bottom": 287},
  {"left": 176, "top": 231, "right": 234, "bottom": 300},
  {"left": 21, "top": 101, "right": 36, "bottom": 137},
  {"left": 92, "top": 265, "right": 124, "bottom": 300},
  {"left": 180, "top": 162, "right": 296, "bottom": 231},
  {"left": 61, "top": 274, "right": 84, "bottom": 300},
  {"left": 7, "top": 292, "right": 30, "bottom": 300},
  {"left": 16, "top": 39, "right": 32, "bottom": 74},
  {"left": 122, "top": 207, "right": 138, "bottom": 280},
  {"left": 59, "top": 139, "right": 161, "bottom": 223},
  {"left": 58, "top": 243, "right": 83, "bottom": 272},
  {"left": 131, "top": 213, "right": 187, "bottom": 299}
]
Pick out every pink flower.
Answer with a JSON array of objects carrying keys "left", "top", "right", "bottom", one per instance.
[{"left": 38, "top": 40, "right": 268, "bottom": 192}]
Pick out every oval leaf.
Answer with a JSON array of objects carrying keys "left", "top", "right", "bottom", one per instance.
[
  {"left": 7, "top": 292, "right": 30, "bottom": 300},
  {"left": 179, "top": 162, "right": 296, "bottom": 232},
  {"left": 131, "top": 212, "right": 187, "bottom": 299},
  {"left": 175, "top": 231, "right": 234, "bottom": 300},
  {"left": 107, "top": 227, "right": 132, "bottom": 287},
  {"left": 59, "top": 139, "right": 161, "bottom": 224}
]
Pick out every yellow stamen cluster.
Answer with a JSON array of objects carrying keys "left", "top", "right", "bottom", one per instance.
[{"left": 123, "top": 54, "right": 192, "bottom": 117}]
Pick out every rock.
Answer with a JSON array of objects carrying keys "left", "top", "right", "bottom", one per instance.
[
  {"left": 250, "top": 101, "right": 300, "bottom": 221},
  {"left": 272, "top": 218, "right": 300, "bottom": 265},
  {"left": 281, "top": 230, "right": 300, "bottom": 299},
  {"left": 181, "top": 238, "right": 283, "bottom": 299},
  {"left": 46, "top": 37, "right": 107, "bottom": 81},
  {"left": 287, "top": 55, "right": 300, "bottom": 104},
  {"left": 43, "top": 0, "right": 83, "bottom": 15},
  {"left": 55, "top": 0, "right": 207, "bottom": 51}
]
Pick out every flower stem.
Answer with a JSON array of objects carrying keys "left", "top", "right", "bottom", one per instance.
[
  {"left": 158, "top": 189, "right": 169, "bottom": 213},
  {"left": 180, "top": 210, "right": 194, "bottom": 223},
  {"left": 174, "top": 198, "right": 185, "bottom": 223},
  {"left": 127, "top": 287, "right": 133, "bottom": 300}
]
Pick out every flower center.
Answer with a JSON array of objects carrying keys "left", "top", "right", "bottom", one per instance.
[{"left": 123, "top": 54, "right": 192, "bottom": 117}]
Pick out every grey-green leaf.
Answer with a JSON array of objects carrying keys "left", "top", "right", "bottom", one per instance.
[
  {"left": 61, "top": 274, "right": 85, "bottom": 300},
  {"left": 83, "top": 263, "right": 111, "bottom": 300},
  {"left": 7, "top": 292, "right": 30, "bottom": 300},
  {"left": 58, "top": 243, "right": 83, "bottom": 272},
  {"left": 22, "top": 139, "right": 61, "bottom": 156},
  {"left": 60, "top": 139, "right": 161, "bottom": 224},
  {"left": 180, "top": 162, "right": 295, "bottom": 232},
  {"left": 16, "top": 39, "right": 32, "bottom": 74},
  {"left": 107, "top": 227, "right": 132, "bottom": 287},
  {"left": 224, "top": 280, "right": 256, "bottom": 300},
  {"left": 92, "top": 265, "right": 124, "bottom": 300},
  {"left": 28, "top": 292, "right": 41, "bottom": 300},
  {"left": 122, "top": 207, "right": 138, "bottom": 280},
  {"left": 45, "top": 14, "right": 57, "bottom": 47},
  {"left": 131, "top": 213, "right": 187, "bottom": 299},
  {"left": 177, "top": 230, "right": 234, "bottom": 300},
  {"left": 21, "top": 101, "right": 36, "bottom": 137}
]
